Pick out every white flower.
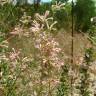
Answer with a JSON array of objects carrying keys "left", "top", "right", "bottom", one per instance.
[{"left": 52, "top": 1, "right": 65, "bottom": 11}]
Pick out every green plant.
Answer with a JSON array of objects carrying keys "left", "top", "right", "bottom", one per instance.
[
  {"left": 74, "top": 0, "right": 96, "bottom": 32},
  {"left": 79, "top": 48, "right": 93, "bottom": 96},
  {"left": 0, "top": 3, "right": 22, "bottom": 33},
  {"left": 57, "top": 65, "right": 70, "bottom": 96},
  {"left": 51, "top": 1, "right": 70, "bottom": 29},
  {"left": 0, "top": 40, "right": 34, "bottom": 96},
  {"left": 88, "top": 25, "right": 96, "bottom": 45}
]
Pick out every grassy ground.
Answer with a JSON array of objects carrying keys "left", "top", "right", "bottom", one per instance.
[{"left": 55, "top": 29, "right": 91, "bottom": 65}]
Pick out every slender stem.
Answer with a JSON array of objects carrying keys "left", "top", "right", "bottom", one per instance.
[
  {"left": 70, "top": 0, "right": 74, "bottom": 96},
  {"left": 71, "top": 0, "right": 74, "bottom": 65},
  {"left": 48, "top": 61, "right": 52, "bottom": 96},
  {"left": 38, "top": 54, "right": 44, "bottom": 96},
  {"left": 38, "top": 61, "right": 43, "bottom": 96}
]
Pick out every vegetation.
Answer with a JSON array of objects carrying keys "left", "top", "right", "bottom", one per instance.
[
  {"left": 79, "top": 48, "right": 93, "bottom": 96},
  {"left": 57, "top": 65, "right": 70, "bottom": 96},
  {"left": 0, "top": 0, "right": 96, "bottom": 96},
  {"left": 74, "top": 0, "right": 96, "bottom": 32}
]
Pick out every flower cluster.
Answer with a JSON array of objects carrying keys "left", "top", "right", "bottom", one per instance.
[
  {"left": 35, "top": 11, "right": 57, "bottom": 31},
  {"left": 30, "top": 11, "right": 63, "bottom": 69},
  {"left": 29, "top": 11, "right": 64, "bottom": 95},
  {"left": 10, "top": 12, "right": 32, "bottom": 38},
  {"left": 0, "top": 0, "right": 11, "bottom": 5},
  {"left": 52, "top": 1, "right": 65, "bottom": 11},
  {"left": 20, "top": 12, "right": 32, "bottom": 26},
  {"left": 10, "top": 25, "right": 30, "bottom": 37}
]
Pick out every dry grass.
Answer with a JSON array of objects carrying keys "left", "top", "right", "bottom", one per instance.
[
  {"left": 9, "top": 29, "right": 91, "bottom": 65},
  {"left": 55, "top": 29, "right": 91, "bottom": 65}
]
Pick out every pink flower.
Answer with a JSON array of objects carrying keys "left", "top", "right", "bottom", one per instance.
[
  {"left": 49, "top": 78, "right": 60, "bottom": 86},
  {"left": 9, "top": 48, "right": 20, "bottom": 61}
]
